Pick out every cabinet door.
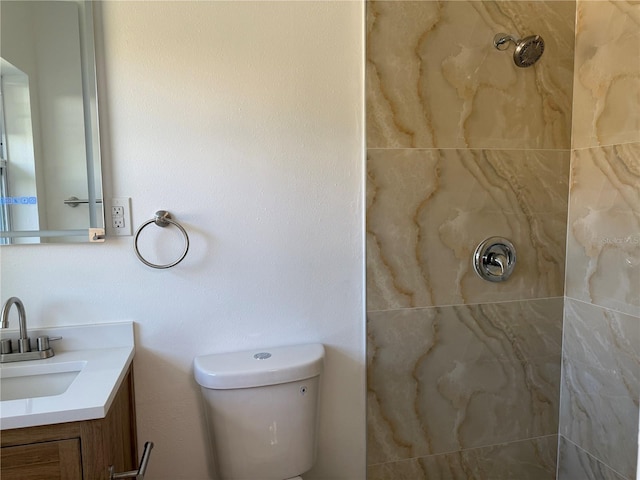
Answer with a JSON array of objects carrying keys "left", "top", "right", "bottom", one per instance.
[{"left": 1, "top": 438, "right": 82, "bottom": 480}]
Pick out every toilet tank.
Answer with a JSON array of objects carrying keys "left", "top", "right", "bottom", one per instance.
[{"left": 194, "top": 344, "right": 324, "bottom": 480}]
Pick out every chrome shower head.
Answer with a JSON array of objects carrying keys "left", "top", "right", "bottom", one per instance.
[
  {"left": 493, "top": 33, "right": 545, "bottom": 68},
  {"left": 513, "top": 35, "right": 545, "bottom": 67}
]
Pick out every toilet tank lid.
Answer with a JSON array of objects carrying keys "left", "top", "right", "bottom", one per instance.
[{"left": 194, "top": 343, "right": 324, "bottom": 389}]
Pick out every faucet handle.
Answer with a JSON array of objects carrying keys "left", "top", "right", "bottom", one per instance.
[
  {"left": 1, "top": 339, "right": 12, "bottom": 354},
  {"left": 36, "top": 336, "right": 62, "bottom": 351}
]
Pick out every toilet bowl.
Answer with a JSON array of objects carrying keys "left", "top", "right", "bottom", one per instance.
[{"left": 194, "top": 343, "right": 324, "bottom": 480}]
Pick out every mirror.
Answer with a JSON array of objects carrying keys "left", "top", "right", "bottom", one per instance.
[{"left": 0, "top": 0, "right": 104, "bottom": 244}]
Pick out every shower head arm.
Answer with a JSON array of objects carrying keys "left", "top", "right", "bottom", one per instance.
[{"left": 493, "top": 33, "right": 519, "bottom": 51}]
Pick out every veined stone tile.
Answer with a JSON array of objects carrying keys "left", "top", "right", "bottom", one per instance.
[
  {"left": 367, "top": 1, "right": 575, "bottom": 149},
  {"left": 558, "top": 436, "right": 629, "bottom": 480},
  {"left": 572, "top": 0, "right": 640, "bottom": 149},
  {"left": 563, "top": 299, "right": 640, "bottom": 397},
  {"left": 566, "top": 143, "right": 640, "bottom": 316},
  {"left": 367, "top": 148, "right": 569, "bottom": 310},
  {"left": 367, "top": 299, "right": 562, "bottom": 464},
  {"left": 466, "top": 435, "right": 558, "bottom": 480},
  {"left": 560, "top": 299, "right": 640, "bottom": 479},
  {"left": 367, "top": 435, "right": 557, "bottom": 480},
  {"left": 368, "top": 451, "right": 480, "bottom": 480}
]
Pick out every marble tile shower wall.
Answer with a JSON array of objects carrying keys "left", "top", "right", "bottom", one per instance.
[
  {"left": 366, "top": 1, "right": 576, "bottom": 150},
  {"left": 366, "top": 1, "right": 575, "bottom": 478},
  {"left": 558, "top": 2, "right": 640, "bottom": 479}
]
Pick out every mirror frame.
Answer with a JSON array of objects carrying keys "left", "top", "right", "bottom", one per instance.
[{"left": 0, "top": 1, "right": 104, "bottom": 244}]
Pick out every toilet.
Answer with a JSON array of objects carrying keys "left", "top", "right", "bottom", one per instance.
[{"left": 194, "top": 343, "right": 324, "bottom": 480}]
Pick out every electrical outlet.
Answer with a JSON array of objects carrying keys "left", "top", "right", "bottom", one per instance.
[{"left": 110, "top": 197, "right": 132, "bottom": 236}]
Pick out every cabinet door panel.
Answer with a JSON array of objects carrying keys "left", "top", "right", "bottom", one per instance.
[{"left": 1, "top": 438, "right": 82, "bottom": 480}]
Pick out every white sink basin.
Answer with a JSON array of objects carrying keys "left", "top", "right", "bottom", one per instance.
[{"left": 0, "top": 361, "right": 85, "bottom": 401}]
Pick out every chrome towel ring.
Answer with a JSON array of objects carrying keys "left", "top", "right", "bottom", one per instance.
[{"left": 134, "top": 210, "right": 189, "bottom": 269}]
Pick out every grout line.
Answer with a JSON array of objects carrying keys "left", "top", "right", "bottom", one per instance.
[
  {"left": 367, "top": 434, "right": 559, "bottom": 468},
  {"left": 365, "top": 147, "right": 574, "bottom": 152},
  {"left": 570, "top": 141, "right": 640, "bottom": 152},
  {"left": 367, "top": 296, "right": 639, "bottom": 319},
  {"left": 365, "top": 142, "right": 639, "bottom": 153},
  {"left": 564, "top": 296, "right": 640, "bottom": 320},
  {"left": 559, "top": 436, "right": 632, "bottom": 480},
  {"left": 556, "top": 311, "right": 567, "bottom": 480},
  {"left": 366, "top": 296, "right": 565, "bottom": 315}
]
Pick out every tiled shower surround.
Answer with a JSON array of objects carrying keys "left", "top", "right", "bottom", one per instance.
[{"left": 365, "top": 1, "right": 639, "bottom": 479}]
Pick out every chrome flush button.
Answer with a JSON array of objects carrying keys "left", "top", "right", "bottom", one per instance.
[{"left": 253, "top": 352, "right": 272, "bottom": 360}]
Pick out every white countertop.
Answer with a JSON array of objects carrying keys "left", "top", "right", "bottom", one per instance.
[{"left": 0, "top": 322, "right": 134, "bottom": 430}]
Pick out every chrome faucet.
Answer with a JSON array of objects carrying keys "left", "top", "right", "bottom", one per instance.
[
  {"left": 1, "top": 297, "right": 31, "bottom": 353},
  {"left": 0, "top": 297, "right": 58, "bottom": 362}
]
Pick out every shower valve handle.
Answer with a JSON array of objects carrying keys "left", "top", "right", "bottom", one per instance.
[
  {"left": 473, "top": 237, "right": 516, "bottom": 282},
  {"left": 487, "top": 252, "right": 507, "bottom": 275}
]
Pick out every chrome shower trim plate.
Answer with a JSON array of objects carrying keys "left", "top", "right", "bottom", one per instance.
[{"left": 473, "top": 236, "right": 517, "bottom": 282}]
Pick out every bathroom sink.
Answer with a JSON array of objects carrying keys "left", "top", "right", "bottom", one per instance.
[
  {"left": 0, "top": 321, "right": 134, "bottom": 430},
  {"left": 0, "top": 361, "right": 85, "bottom": 401}
]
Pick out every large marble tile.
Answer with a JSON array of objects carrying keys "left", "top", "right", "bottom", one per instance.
[
  {"left": 367, "top": 1, "right": 575, "bottom": 149},
  {"left": 367, "top": 148, "right": 569, "bottom": 310},
  {"left": 367, "top": 298, "right": 562, "bottom": 464},
  {"left": 560, "top": 299, "right": 640, "bottom": 479},
  {"left": 565, "top": 143, "right": 640, "bottom": 316},
  {"left": 558, "top": 436, "right": 629, "bottom": 480},
  {"left": 572, "top": 1, "right": 640, "bottom": 149},
  {"left": 367, "top": 435, "right": 558, "bottom": 480},
  {"left": 368, "top": 450, "right": 481, "bottom": 480}
]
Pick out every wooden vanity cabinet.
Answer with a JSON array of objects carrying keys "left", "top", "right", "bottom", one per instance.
[{"left": 1, "top": 367, "right": 138, "bottom": 480}]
